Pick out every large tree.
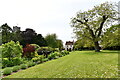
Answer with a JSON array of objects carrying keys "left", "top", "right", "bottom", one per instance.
[
  {"left": 71, "top": 2, "right": 119, "bottom": 52},
  {"left": 45, "top": 33, "right": 58, "bottom": 48},
  {"left": 20, "top": 28, "right": 37, "bottom": 46},
  {"left": 21, "top": 28, "right": 47, "bottom": 47},
  {"left": 57, "top": 39, "right": 63, "bottom": 51},
  {"left": 34, "top": 34, "right": 47, "bottom": 47},
  {"left": 0, "top": 23, "right": 13, "bottom": 44},
  {"left": 101, "top": 24, "right": 120, "bottom": 49}
]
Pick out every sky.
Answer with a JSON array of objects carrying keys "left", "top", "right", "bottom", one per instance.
[{"left": 0, "top": 0, "right": 119, "bottom": 44}]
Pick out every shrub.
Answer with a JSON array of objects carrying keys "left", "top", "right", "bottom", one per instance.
[
  {"left": 20, "top": 64, "right": 27, "bottom": 69},
  {"left": 12, "top": 66, "right": 20, "bottom": 72},
  {"left": 30, "top": 44, "right": 40, "bottom": 50},
  {"left": 32, "top": 57, "right": 38, "bottom": 62},
  {"left": 64, "top": 50, "right": 69, "bottom": 55},
  {"left": 61, "top": 50, "right": 69, "bottom": 56},
  {"left": 27, "top": 61, "right": 36, "bottom": 67},
  {"left": 2, "top": 41, "right": 22, "bottom": 60},
  {"left": 37, "top": 47, "right": 53, "bottom": 55},
  {"left": 48, "top": 52, "right": 56, "bottom": 60},
  {"left": 2, "top": 57, "right": 23, "bottom": 68},
  {"left": 23, "top": 44, "right": 35, "bottom": 58},
  {"left": 42, "top": 58, "right": 49, "bottom": 62},
  {"left": 3, "top": 68, "right": 12, "bottom": 75},
  {"left": 32, "top": 55, "right": 44, "bottom": 63},
  {"left": 2, "top": 58, "right": 13, "bottom": 68},
  {"left": 12, "top": 57, "right": 22, "bottom": 66}
]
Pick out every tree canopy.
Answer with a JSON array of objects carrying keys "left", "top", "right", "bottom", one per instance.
[
  {"left": 45, "top": 33, "right": 63, "bottom": 49},
  {"left": 71, "top": 2, "right": 119, "bottom": 52}
]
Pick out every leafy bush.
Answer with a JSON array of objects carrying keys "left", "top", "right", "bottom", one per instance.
[
  {"left": 23, "top": 44, "right": 35, "bottom": 58},
  {"left": 37, "top": 47, "right": 53, "bottom": 55},
  {"left": 2, "top": 58, "right": 13, "bottom": 68},
  {"left": 61, "top": 50, "right": 69, "bottom": 56},
  {"left": 20, "top": 64, "right": 27, "bottom": 69},
  {"left": 27, "top": 61, "right": 36, "bottom": 67},
  {"left": 12, "top": 57, "right": 22, "bottom": 66},
  {"left": 2, "top": 57, "right": 23, "bottom": 68},
  {"left": 2, "top": 41, "right": 22, "bottom": 60},
  {"left": 42, "top": 58, "right": 49, "bottom": 62},
  {"left": 12, "top": 66, "right": 20, "bottom": 72},
  {"left": 3, "top": 68, "right": 12, "bottom": 75},
  {"left": 48, "top": 52, "right": 56, "bottom": 60},
  {"left": 64, "top": 50, "right": 69, "bottom": 55},
  {"left": 32, "top": 55, "right": 44, "bottom": 64},
  {"left": 30, "top": 44, "right": 40, "bottom": 50}
]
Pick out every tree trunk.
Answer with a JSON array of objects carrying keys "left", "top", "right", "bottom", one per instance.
[{"left": 94, "top": 41, "right": 100, "bottom": 52}]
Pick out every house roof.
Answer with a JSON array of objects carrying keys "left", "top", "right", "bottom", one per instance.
[{"left": 65, "top": 41, "right": 74, "bottom": 45}]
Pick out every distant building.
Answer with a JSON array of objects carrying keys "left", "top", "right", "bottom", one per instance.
[{"left": 65, "top": 41, "right": 74, "bottom": 51}]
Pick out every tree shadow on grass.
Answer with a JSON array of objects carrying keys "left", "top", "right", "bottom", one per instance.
[
  {"left": 100, "top": 50, "right": 120, "bottom": 54},
  {"left": 80, "top": 50, "right": 119, "bottom": 55}
]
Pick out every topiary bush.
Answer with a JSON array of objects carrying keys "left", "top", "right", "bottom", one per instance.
[
  {"left": 20, "top": 64, "right": 27, "bottom": 69},
  {"left": 3, "top": 68, "right": 12, "bottom": 75},
  {"left": 12, "top": 66, "right": 20, "bottom": 72}
]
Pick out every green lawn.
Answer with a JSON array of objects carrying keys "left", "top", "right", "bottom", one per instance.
[{"left": 5, "top": 50, "right": 118, "bottom": 78}]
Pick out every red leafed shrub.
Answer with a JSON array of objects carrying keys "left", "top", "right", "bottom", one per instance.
[{"left": 23, "top": 44, "right": 35, "bottom": 58}]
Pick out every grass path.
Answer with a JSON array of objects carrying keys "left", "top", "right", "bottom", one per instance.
[{"left": 5, "top": 50, "right": 118, "bottom": 78}]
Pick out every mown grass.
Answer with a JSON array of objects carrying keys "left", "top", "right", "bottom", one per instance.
[{"left": 5, "top": 50, "right": 118, "bottom": 78}]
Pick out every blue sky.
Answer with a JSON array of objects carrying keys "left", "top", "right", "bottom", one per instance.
[{"left": 0, "top": 0, "right": 119, "bottom": 44}]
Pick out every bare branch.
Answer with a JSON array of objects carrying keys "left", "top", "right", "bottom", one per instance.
[
  {"left": 97, "top": 15, "right": 108, "bottom": 37},
  {"left": 76, "top": 19, "right": 95, "bottom": 39}
]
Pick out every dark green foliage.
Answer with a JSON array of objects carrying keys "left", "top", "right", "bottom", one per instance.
[
  {"left": 20, "top": 64, "right": 27, "bottom": 69},
  {"left": 2, "top": 58, "right": 13, "bottom": 68},
  {"left": 20, "top": 29, "right": 47, "bottom": 47},
  {"left": 37, "top": 47, "right": 53, "bottom": 57},
  {"left": 45, "top": 33, "right": 58, "bottom": 48},
  {"left": 20, "top": 28, "right": 37, "bottom": 46},
  {"left": 61, "top": 50, "right": 69, "bottom": 56},
  {"left": 34, "top": 34, "right": 48, "bottom": 47},
  {"left": 2, "top": 57, "right": 23, "bottom": 68},
  {"left": 57, "top": 40, "right": 63, "bottom": 51},
  {"left": 0, "top": 23, "right": 13, "bottom": 44},
  {"left": 3, "top": 68, "right": 12, "bottom": 75},
  {"left": 12, "top": 57, "right": 22, "bottom": 66},
  {"left": 12, "top": 66, "right": 20, "bottom": 72},
  {"left": 64, "top": 50, "right": 69, "bottom": 55}
]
